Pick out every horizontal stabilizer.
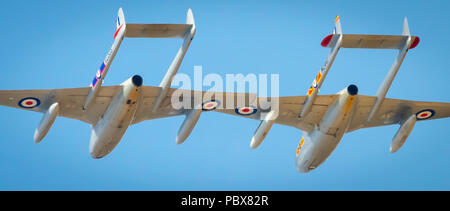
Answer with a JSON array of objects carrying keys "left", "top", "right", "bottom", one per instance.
[
  {"left": 125, "top": 24, "right": 193, "bottom": 38},
  {"left": 321, "top": 34, "right": 420, "bottom": 49}
]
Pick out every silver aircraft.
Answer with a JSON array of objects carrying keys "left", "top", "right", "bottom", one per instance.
[{"left": 0, "top": 10, "right": 448, "bottom": 173}]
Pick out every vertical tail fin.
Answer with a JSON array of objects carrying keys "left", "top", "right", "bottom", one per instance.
[
  {"left": 402, "top": 17, "right": 410, "bottom": 36},
  {"left": 186, "top": 8, "right": 195, "bottom": 25},
  {"left": 117, "top": 8, "right": 126, "bottom": 29},
  {"left": 186, "top": 8, "right": 196, "bottom": 37},
  {"left": 333, "top": 15, "right": 342, "bottom": 34},
  {"left": 114, "top": 8, "right": 126, "bottom": 39}
]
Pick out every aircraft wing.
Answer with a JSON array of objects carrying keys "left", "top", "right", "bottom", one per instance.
[
  {"left": 210, "top": 95, "right": 337, "bottom": 133},
  {"left": 133, "top": 86, "right": 450, "bottom": 133},
  {"left": 348, "top": 95, "right": 450, "bottom": 132},
  {"left": 133, "top": 86, "right": 338, "bottom": 133},
  {"left": 132, "top": 86, "right": 259, "bottom": 124},
  {"left": 132, "top": 86, "right": 185, "bottom": 123},
  {"left": 1, "top": 85, "right": 332, "bottom": 132},
  {"left": 0, "top": 86, "right": 122, "bottom": 125},
  {"left": 4, "top": 85, "right": 446, "bottom": 134}
]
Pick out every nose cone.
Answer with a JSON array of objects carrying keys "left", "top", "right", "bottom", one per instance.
[
  {"left": 347, "top": 84, "right": 358, "bottom": 96},
  {"left": 295, "top": 145, "right": 317, "bottom": 173},
  {"left": 132, "top": 75, "right": 143, "bottom": 87},
  {"left": 89, "top": 134, "right": 102, "bottom": 159},
  {"left": 89, "top": 144, "right": 109, "bottom": 159},
  {"left": 89, "top": 146, "right": 103, "bottom": 159},
  {"left": 296, "top": 154, "right": 315, "bottom": 173},
  {"left": 90, "top": 152, "right": 104, "bottom": 159},
  {"left": 89, "top": 130, "right": 109, "bottom": 159},
  {"left": 296, "top": 158, "right": 314, "bottom": 173},
  {"left": 298, "top": 167, "right": 312, "bottom": 173}
]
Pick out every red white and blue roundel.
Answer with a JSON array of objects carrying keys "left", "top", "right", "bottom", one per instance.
[
  {"left": 18, "top": 97, "right": 40, "bottom": 109},
  {"left": 91, "top": 62, "right": 106, "bottom": 87},
  {"left": 416, "top": 109, "right": 435, "bottom": 120},
  {"left": 96, "top": 70, "right": 102, "bottom": 79},
  {"left": 202, "top": 100, "right": 220, "bottom": 111},
  {"left": 96, "top": 62, "right": 106, "bottom": 80},
  {"left": 312, "top": 79, "right": 318, "bottom": 88},
  {"left": 235, "top": 106, "right": 258, "bottom": 116}
]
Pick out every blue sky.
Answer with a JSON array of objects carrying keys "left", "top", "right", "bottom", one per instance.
[{"left": 0, "top": 0, "right": 449, "bottom": 190}]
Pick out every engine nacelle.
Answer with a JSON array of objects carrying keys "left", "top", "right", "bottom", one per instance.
[
  {"left": 390, "top": 114, "right": 416, "bottom": 153},
  {"left": 34, "top": 102, "right": 59, "bottom": 143}
]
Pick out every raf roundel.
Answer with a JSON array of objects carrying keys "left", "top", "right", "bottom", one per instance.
[
  {"left": 18, "top": 97, "right": 40, "bottom": 109},
  {"left": 202, "top": 100, "right": 220, "bottom": 111},
  {"left": 415, "top": 109, "right": 435, "bottom": 120},
  {"left": 235, "top": 106, "right": 258, "bottom": 116},
  {"left": 96, "top": 70, "right": 102, "bottom": 79},
  {"left": 312, "top": 79, "right": 318, "bottom": 88},
  {"left": 96, "top": 62, "right": 106, "bottom": 79}
]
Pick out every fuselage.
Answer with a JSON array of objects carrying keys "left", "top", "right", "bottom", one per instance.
[
  {"left": 296, "top": 85, "right": 359, "bottom": 173},
  {"left": 89, "top": 75, "right": 143, "bottom": 159}
]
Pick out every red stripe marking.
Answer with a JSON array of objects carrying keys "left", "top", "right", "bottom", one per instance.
[{"left": 113, "top": 25, "right": 123, "bottom": 39}]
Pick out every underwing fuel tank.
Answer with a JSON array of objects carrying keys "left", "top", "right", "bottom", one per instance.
[
  {"left": 390, "top": 114, "right": 416, "bottom": 153},
  {"left": 34, "top": 102, "right": 59, "bottom": 143},
  {"left": 176, "top": 107, "right": 202, "bottom": 145},
  {"left": 250, "top": 110, "right": 277, "bottom": 149}
]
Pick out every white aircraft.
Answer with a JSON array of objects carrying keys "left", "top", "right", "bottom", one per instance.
[{"left": 0, "top": 9, "right": 448, "bottom": 173}]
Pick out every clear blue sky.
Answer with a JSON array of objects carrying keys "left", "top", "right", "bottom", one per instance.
[{"left": 0, "top": 0, "right": 449, "bottom": 190}]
